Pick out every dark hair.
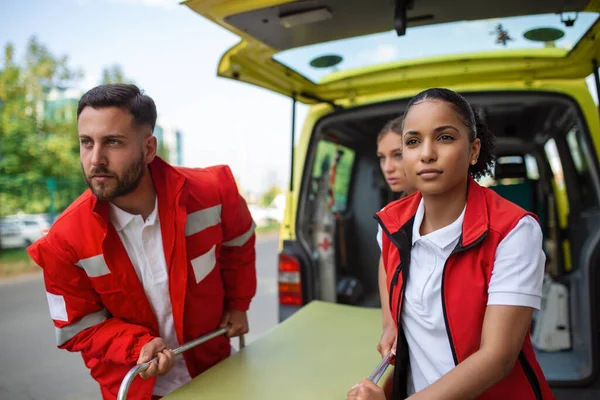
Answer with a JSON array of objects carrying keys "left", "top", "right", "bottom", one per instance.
[
  {"left": 377, "top": 115, "right": 403, "bottom": 143},
  {"left": 77, "top": 84, "right": 157, "bottom": 131},
  {"left": 402, "top": 88, "right": 495, "bottom": 180}
]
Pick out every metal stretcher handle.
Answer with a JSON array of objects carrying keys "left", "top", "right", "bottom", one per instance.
[
  {"left": 117, "top": 327, "right": 243, "bottom": 400},
  {"left": 368, "top": 351, "right": 394, "bottom": 384}
]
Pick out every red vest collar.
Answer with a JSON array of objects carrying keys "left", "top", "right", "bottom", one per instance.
[{"left": 377, "top": 176, "right": 489, "bottom": 248}]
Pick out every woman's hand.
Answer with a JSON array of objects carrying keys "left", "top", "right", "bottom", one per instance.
[
  {"left": 377, "top": 324, "right": 397, "bottom": 361},
  {"left": 347, "top": 379, "right": 387, "bottom": 400}
]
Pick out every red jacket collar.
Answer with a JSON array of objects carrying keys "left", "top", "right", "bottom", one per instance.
[
  {"left": 91, "top": 156, "right": 187, "bottom": 222},
  {"left": 378, "top": 175, "right": 489, "bottom": 247}
]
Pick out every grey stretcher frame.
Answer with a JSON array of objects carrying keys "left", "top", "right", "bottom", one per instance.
[{"left": 117, "top": 329, "right": 245, "bottom": 400}]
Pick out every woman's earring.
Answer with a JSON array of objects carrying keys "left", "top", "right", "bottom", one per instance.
[{"left": 471, "top": 159, "right": 477, "bottom": 165}]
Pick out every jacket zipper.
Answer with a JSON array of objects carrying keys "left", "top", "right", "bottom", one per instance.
[
  {"left": 375, "top": 216, "right": 400, "bottom": 293},
  {"left": 519, "top": 352, "right": 543, "bottom": 399},
  {"left": 441, "top": 232, "right": 488, "bottom": 365},
  {"left": 374, "top": 214, "right": 410, "bottom": 322},
  {"left": 396, "top": 285, "right": 406, "bottom": 329},
  {"left": 389, "top": 263, "right": 403, "bottom": 314}
]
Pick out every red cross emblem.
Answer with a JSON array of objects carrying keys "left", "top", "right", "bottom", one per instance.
[{"left": 318, "top": 236, "right": 332, "bottom": 251}]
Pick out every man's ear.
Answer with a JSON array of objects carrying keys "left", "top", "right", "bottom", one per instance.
[{"left": 145, "top": 135, "right": 157, "bottom": 164}]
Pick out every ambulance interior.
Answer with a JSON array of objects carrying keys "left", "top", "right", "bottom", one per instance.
[{"left": 299, "top": 91, "right": 600, "bottom": 386}]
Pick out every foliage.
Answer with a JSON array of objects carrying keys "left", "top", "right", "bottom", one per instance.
[
  {"left": 0, "top": 36, "right": 86, "bottom": 217},
  {"left": 311, "top": 140, "right": 355, "bottom": 212},
  {"left": 101, "top": 64, "right": 133, "bottom": 85},
  {"left": 260, "top": 185, "right": 283, "bottom": 208}
]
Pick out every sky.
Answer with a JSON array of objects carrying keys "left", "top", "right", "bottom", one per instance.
[
  {"left": 0, "top": 0, "right": 308, "bottom": 195},
  {"left": 1, "top": 1, "right": 598, "bottom": 194}
]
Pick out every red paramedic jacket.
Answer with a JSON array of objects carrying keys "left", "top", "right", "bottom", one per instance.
[
  {"left": 375, "top": 177, "right": 555, "bottom": 400},
  {"left": 27, "top": 157, "right": 257, "bottom": 400}
]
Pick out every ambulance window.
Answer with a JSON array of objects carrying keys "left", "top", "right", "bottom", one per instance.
[
  {"left": 525, "top": 154, "right": 540, "bottom": 180},
  {"left": 544, "top": 138, "right": 570, "bottom": 228},
  {"left": 566, "top": 125, "right": 597, "bottom": 208},
  {"left": 544, "top": 139, "right": 566, "bottom": 190},
  {"left": 311, "top": 140, "right": 355, "bottom": 212},
  {"left": 497, "top": 156, "right": 522, "bottom": 164}
]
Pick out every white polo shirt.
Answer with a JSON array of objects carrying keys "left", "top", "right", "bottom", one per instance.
[
  {"left": 377, "top": 198, "right": 545, "bottom": 394},
  {"left": 109, "top": 198, "right": 192, "bottom": 396}
]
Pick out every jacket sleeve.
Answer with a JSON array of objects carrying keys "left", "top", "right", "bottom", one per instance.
[
  {"left": 27, "top": 236, "right": 155, "bottom": 365},
  {"left": 213, "top": 165, "right": 257, "bottom": 311}
]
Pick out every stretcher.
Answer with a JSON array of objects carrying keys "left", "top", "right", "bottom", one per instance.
[
  {"left": 118, "top": 301, "right": 392, "bottom": 399},
  {"left": 165, "top": 301, "right": 391, "bottom": 399}
]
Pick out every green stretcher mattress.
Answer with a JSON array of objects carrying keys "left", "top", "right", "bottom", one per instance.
[{"left": 163, "top": 301, "right": 392, "bottom": 400}]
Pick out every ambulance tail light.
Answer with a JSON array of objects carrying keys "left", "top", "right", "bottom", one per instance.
[{"left": 278, "top": 253, "right": 303, "bottom": 306}]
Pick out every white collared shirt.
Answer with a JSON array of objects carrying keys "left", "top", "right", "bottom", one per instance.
[
  {"left": 377, "top": 198, "right": 545, "bottom": 394},
  {"left": 109, "top": 198, "right": 192, "bottom": 396}
]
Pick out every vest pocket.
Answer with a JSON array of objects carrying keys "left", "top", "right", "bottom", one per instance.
[{"left": 518, "top": 351, "right": 542, "bottom": 400}]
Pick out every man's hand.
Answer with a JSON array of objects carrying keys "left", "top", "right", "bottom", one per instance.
[
  {"left": 377, "top": 324, "right": 397, "bottom": 362},
  {"left": 347, "top": 379, "right": 387, "bottom": 400},
  {"left": 219, "top": 309, "right": 249, "bottom": 338},
  {"left": 137, "top": 337, "right": 176, "bottom": 379}
]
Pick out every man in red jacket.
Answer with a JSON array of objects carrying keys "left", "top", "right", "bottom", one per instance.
[{"left": 27, "top": 83, "right": 257, "bottom": 400}]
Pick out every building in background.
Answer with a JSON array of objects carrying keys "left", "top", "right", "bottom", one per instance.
[
  {"left": 42, "top": 86, "right": 81, "bottom": 123},
  {"left": 40, "top": 87, "right": 184, "bottom": 165},
  {"left": 154, "top": 117, "right": 184, "bottom": 166},
  {"left": 43, "top": 88, "right": 184, "bottom": 167}
]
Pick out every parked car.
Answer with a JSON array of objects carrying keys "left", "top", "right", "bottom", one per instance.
[{"left": 0, "top": 214, "right": 51, "bottom": 249}]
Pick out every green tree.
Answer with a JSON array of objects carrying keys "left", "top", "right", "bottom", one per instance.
[
  {"left": 260, "top": 185, "right": 283, "bottom": 207},
  {"left": 311, "top": 140, "right": 354, "bottom": 211},
  {"left": 101, "top": 64, "right": 132, "bottom": 85},
  {"left": 0, "top": 36, "right": 86, "bottom": 218},
  {"left": 157, "top": 140, "right": 169, "bottom": 162}
]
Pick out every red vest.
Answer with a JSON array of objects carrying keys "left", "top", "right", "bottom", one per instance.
[{"left": 376, "top": 177, "right": 555, "bottom": 400}]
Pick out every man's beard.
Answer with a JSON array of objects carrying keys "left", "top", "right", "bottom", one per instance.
[{"left": 83, "top": 154, "right": 146, "bottom": 201}]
